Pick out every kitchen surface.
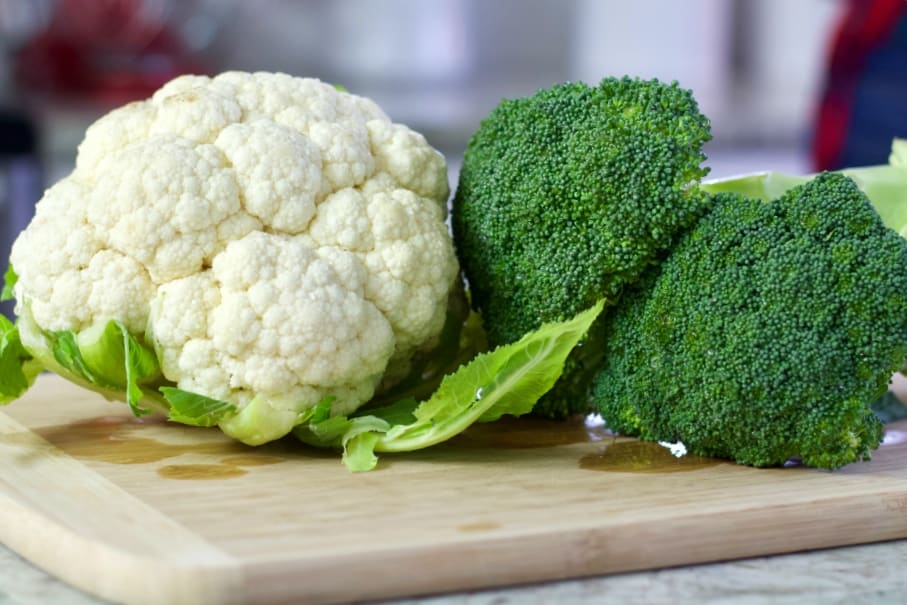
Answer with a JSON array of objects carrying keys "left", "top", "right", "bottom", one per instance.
[
  {"left": 2, "top": 538, "right": 907, "bottom": 605},
  {"left": 2, "top": 1, "right": 907, "bottom": 604}
]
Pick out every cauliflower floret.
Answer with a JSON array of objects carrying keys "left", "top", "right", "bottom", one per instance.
[
  {"left": 209, "top": 71, "right": 377, "bottom": 192},
  {"left": 214, "top": 121, "right": 323, "bottom": 232},
  {"left": 150, "top": 232, "right": 394, "bottom": 441},
  {"left": 86, "top": 134, "right": 260, "bottom": 282},
  {"left": 149, "top": 87, "right": 242, "bottom": 144},
  {"left": 10, "top": 180, "right": 155, "bottom": 333},
  {"left": 74, "top": 101, "right": 157, "bottom": 176},
  {"left": 10, "top": 71, "right": 458, "bottom": 443},
  {"left": 367, "top": 120, "right": 450, "bottom": 202},
  {"left": 308, "top": 174, "right": 458, "bottom": 360}
]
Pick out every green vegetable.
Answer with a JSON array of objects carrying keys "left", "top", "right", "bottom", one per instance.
[
  {"left": 451, "top": 76, "right": 712, "bottom": 418},
  {"left": 296, "top": 300, "right": 604, "bottom": 471},
  {"left": 593, "top": 173, "right": 907, "bottom": 469}
]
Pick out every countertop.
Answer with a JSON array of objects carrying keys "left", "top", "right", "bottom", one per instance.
[{"left": 2, "top": 538, "right": 907, "bottom": 605}]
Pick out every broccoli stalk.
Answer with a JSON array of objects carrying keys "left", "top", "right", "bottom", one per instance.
[
  {"left": 452, "top": 77, "right": 712, "bottom": 418},
  {"left": 593, "top": 173, "right": 907, "bottom": 469}
]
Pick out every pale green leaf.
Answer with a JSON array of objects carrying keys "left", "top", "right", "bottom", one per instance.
[{"left": 161, "top": 387, "right": 238, "bottom": 427}]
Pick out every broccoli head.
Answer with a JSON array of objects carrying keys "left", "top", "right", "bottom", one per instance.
[
  {"left": 452, "top": 77, "right": 712, "bottom": 418},
  {"left": 592, "top": 172, "right": 907, "bottom": 469}
]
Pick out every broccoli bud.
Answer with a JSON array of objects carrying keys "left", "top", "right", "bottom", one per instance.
[
  {"left": 452, "top": 77, "right": 712, "bottom": 417},
  {"left": 593, "top": 173, "right": 907, "bottom": 469}
]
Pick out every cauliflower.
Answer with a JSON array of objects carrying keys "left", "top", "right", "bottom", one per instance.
[{"left": 8, "top": 71, "right": 459, "bottom": 444}]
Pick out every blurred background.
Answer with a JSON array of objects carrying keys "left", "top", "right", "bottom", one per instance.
[{"left": 1, "top": 0, "right": 906, "bottom": 317}]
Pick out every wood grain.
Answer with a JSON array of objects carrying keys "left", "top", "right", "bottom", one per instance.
[{"left": 2, "top": 374, "right": 907, "bottom": 605}]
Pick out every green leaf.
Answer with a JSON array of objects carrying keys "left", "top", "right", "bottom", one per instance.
[
  {"left": 357, "top": 398, "right": 419, "bottom": 426},
  {"left": 381, "top": 299, "right": 605, "bottom": 450},
  {"left": 0, "top": 314, "right": 40, "bottom": 404},
  {"left": 871, "top": 390, "right": 907, "bottom": 424},
  {"left": 302, "top": 415, "right": 354, "bottom": 444},
  {"left": 49, "top": 320, "right": 160, "bottom": 416},
  {"left": 160, "top": 387, "right": 238, "bottom": 427},
  {"left": 309, "top": 397, "right": 335, "bottom": 424},
  {"left": 296, "top": 412, "right": 391, "bottom": 471},
  {"left": 294, "top": 397, "right": 356, "bottom": 447},
  {"left": 49, "top": 330, "right": 105, "bottom": 386},
  {"left": 701, "top": 171, "right": 807, "bottom": 202},
  {"left": 891, "top": 138, "right": 907, "bottom": 166},
  {"left": 343, "top": 431, "right": 382, "bottom": 472},
  {"left": 1, "top": 264, "right": 17, "bottom": 302},
  {"left": 294, "top": 300, "right": 605, "bottom": 471},
  {"left": 122, "top": 325, "right": 160, "bottom": 415}
]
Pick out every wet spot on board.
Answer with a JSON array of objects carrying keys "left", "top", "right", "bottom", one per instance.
[
  {"left": 32, "top": 415, "right": 299, "bottom": 480},
  {"left": 157, "top": 463, "right": 248, "bottom": 480},
  {"left": 579, "top": 439, "right": 722, "bottom": 473},
  {"left": 458, "top": 521, "right": 501, "bottom": 532}
]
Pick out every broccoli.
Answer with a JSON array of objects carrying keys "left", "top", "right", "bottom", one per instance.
[
  {"left": 452, "top": 76, "right": 712, "bottom": 418},
  {"left": 592, "top": 172, "right": 907, "bottom": 469}
]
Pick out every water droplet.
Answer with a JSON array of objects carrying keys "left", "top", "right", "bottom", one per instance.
[
  {"left": 657, "top": 440, "right": 688, "bottom": 458},
  {"left": 584, "top": 413, "right": 605, "bottom": 429}
]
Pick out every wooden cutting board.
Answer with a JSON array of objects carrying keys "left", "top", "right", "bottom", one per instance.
[{"left": 2, "top": 374, "right": 907, "bottom": 605}]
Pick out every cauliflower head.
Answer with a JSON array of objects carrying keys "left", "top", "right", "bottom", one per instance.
[{"left": 10, "top": 71, "right": 459, "bottom": 444}]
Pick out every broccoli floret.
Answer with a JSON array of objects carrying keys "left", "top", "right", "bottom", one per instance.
[
  {"left": 592, "top": 173, "right": 907, "bottom": 469},
  {"left": 452, "top": 77, "right": 712, "bottom": 418}
]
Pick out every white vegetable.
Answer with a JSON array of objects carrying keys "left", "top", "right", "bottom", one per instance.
[{"left": 10, "top": 71, "right": 459, "bottom": 444}]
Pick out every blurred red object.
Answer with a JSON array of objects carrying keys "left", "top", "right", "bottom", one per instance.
[
  {"left": 13, "top": 0, "right": 209, "bottom": 105},
  {"left": 811, "top": 0, "right": 907, "bottom": 171}
]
